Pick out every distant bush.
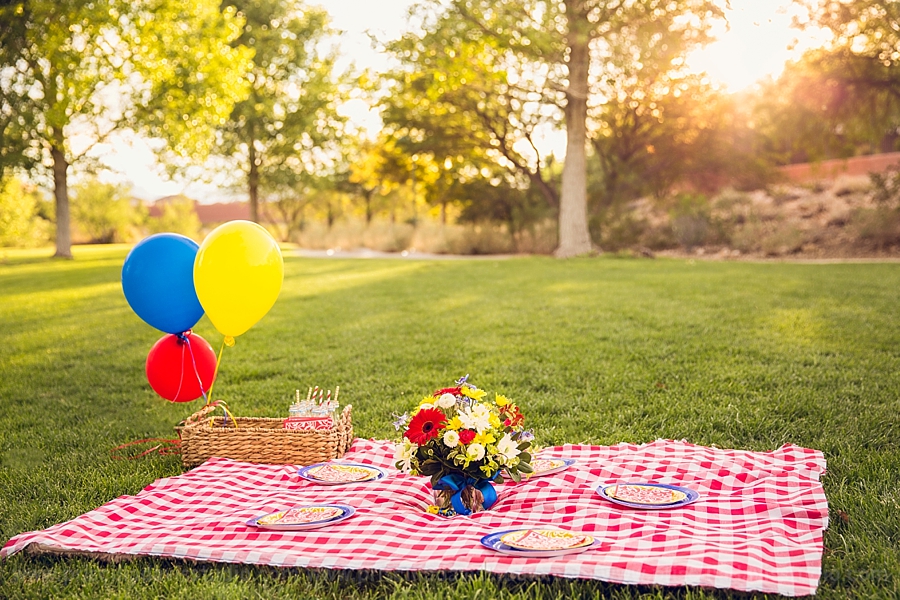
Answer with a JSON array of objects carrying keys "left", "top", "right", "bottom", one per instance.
[
  {"left": 831, "top": 175, "right": 871, "bottom": 198},
  {"left": 852, "top": 207, "right": 900, "bottom": 250},
  {"left": 669, "top": 193, "right": 711, "bottom": 250},
  {"left": 289, "top": 216, "right": 554, "bottom": 255},
  {"left": 0, "top": 177, "right": 52, "bottom": 248},
  {"left": 71, "top": 179, "right": 145, "bottom": 243},
  {"left": 870, "top": 164, "right": 900, "bottom": 206},
  {"left": 590, "top": 205, "right": 649, "bottom": 251},
  {"left": 145, "top": 195, "right": 201, "bottom": 239}
]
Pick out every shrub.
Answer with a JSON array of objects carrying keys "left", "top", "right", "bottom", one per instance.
[
  {"left": 0, "top": 177, "right": 52, "bottom": 247},
  {"left": 852, "top": 207, "right": 900, "bottom": 250},
  {"left": 831, "top": 175, "right": 871, "bottom": 198},
  {"left": 71, "top": 179, "right": 143, "bottom": 243},
  {"left": 590, "top": 207, "right": 649, "bottom": 251},
  {"left": 870, "top": 164, "right": 900, "bottom": 207},
  {"left": 146, "top": 195, "right": 201, "bottom": 239},
  {"left": 669, "top": 193, "right": 711, "bottom": 250},
  {"left": 760, "top": 223, "right": 806, "bottom": 256}
]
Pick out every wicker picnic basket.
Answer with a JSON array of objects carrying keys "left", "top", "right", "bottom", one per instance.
[{"left": 176, "top": 403, "right": 353, "bottom": 468}]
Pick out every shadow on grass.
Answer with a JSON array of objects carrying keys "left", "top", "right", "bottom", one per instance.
[{"left": 1, "top": 552, "right": 775, "bottom": 600}]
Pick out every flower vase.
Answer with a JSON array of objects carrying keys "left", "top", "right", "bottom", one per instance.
[{"left": 431, "top": 476, "right": 498, "bottom": 516}]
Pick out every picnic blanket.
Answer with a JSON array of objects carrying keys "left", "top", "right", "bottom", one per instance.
[{"left": 2, "top": 439, "right": 829, "bottom": 596}]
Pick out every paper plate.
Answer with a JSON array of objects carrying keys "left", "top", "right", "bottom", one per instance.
[
  {"left": 597, "top": 483, "right": 699, "bottom": 509},
  {"left": 481, "top": 529, "right": 600, "bottom": 558},
  {"left": 500, "top": 528, "right": 593, "bottom": 551},
  {"left": 298, "top": 463, "right": 385, "bottom": 485},
  {"left": 246, "top": 504, "right": 355, "bottom": 530},
  {"left": 527, "top": 458, "right": 575, "bottom": 478}
]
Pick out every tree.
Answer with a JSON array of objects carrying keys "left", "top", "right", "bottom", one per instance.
[
  {"left": 782, "top": 1, "right": 900, "bottom": 156},
  {"left": 338, "top": 136, "right": 402, "bottom": 225},
  {"left": 0, "top": 2, "right": 35, "bottom": 182},
  {"left": 216, "top": 0, "right": 346, "bottom": 224},
  {"left": 384, "top": 0, "right": 722, "bottom": 256},
  {"left": 0, "top": 0, "right": 250, "bottom": 258},
  {"left": 382, "top": 4, "right": 562, "bottom": 212}
]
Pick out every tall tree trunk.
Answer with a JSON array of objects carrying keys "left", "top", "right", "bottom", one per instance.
[
  {"left": 248, "top": 142, "right": 260, "bottom": 223},
  {"left": 51, "top": 130, "right": 72, "bottom": 259},
  {"left": 556, "top": 0, "right": 594, "bottom": 258}
]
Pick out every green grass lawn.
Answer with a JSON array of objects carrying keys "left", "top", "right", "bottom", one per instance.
[{"left": 1, "top": 246, "right": 898, "bottom": 599}]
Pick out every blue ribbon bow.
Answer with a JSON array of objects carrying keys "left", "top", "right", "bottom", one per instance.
[{"left": 433, "top": 473, "right": 498, "bottom": 515}]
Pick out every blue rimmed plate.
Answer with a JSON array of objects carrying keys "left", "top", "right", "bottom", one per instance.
[
  {"left": 597, "top": 482, "right": 700, "bottom": 509},
  {"left": 246, "top": 504, "right": 355, "bottom": 530},
  {"left": 298, "top": 462, "right": 386, "bottom": 485},
  {"left": 480, "top": 528, "right": 601, "bottom": 558}
]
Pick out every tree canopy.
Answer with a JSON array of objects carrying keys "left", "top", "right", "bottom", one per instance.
[{"left": 0, "top": 0, "right": 250, "bottom": 257}]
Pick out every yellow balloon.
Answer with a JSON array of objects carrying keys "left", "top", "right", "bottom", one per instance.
[{"left": 193, "top": 221, "right": 284, "bottom": 339}]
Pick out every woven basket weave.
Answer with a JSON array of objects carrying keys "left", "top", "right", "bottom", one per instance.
[{"left": 177, "top": 404, "right": 353, "bottom": 468}]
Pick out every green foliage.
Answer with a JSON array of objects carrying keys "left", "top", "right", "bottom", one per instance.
[
  {"left": 2, "top": 249, "right": 900, "bottom": 598},
  {"left": 380, "top": 0, "right": 566, "bottom": 219},
  {"left": 382, "top": 0, "right": 726, "bottom": 246},
  {"left": 765, "top": 2, "right": 900, "bottom": 160},
  {"left": 0, "top": 177, "right": 51, "bottom": 247},
  {"left": 668, "top": 193, "right": 712, "bottom": 251},
  {"left": 852, "top": 207, "right": 900, "bottom": 250},
  {"left": 71, "top": 179, "right": 144, "bottom": 244},
  {"left": 145, "top": 195, "right": 201, "bottom": 239},
  {"left": 589, "top": 205, "right": 650, "bottom": 251},
  {"left": 587, "top": 1, "right": 726, "bottom": 206},
  {"left": 215, "top": 0, "right": 346, "bottom": 222},
  {"left": 870, "top": 164, "right": 900, "bottom": 207},
  {"left": 0, "top": 0, "right": 251, "bottom": 255}
]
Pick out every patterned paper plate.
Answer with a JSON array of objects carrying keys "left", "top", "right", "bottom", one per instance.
[
  {"left": 246, "top": 504, "right": 355, "bottom": 530},
  {"left": 500, "top": 528, "right": 594, "bottom": 551},
  {"left": 298, "top": 463, "right": 386, "bottom": 485},
  {"left": 597, "top": 483, "right": 700, "bottom": 509},
  {"left": 527, "top": 458, "right": 575, "bottom": 478},
  {"left": 481, "top": 529, "right": 600, "bottom": 558}
]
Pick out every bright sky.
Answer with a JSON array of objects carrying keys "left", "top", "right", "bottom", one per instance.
[
  {"left": 687, "top": 0, "right": 829, "bottom": 93},
  {"left": 109, "top": 0, "right": 825, "bottom": 202}
]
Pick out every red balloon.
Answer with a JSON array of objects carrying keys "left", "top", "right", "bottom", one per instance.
[{"left": 145, "top": 331, "right": 216, "bottom": 402}]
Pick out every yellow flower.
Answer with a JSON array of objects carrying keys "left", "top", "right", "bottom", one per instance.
[
  {"left": 426, "top": 505, "right": 440, "bottom": 514},
  {"left": 461, "top": 386, "right": 486, "bottom": 401},
  {"left": 446, "top": 416, "right": 463, "bottom": 430},
  {"left": 489, "top": 413, "right": 502, "bottom": 429},
  {"left": 495, "top": 394, "right": 510, "bottom": 407},
  {"left": 473, "top": 431, "right": 496, "bottom": 445}
]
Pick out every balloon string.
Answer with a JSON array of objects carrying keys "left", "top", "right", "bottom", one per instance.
[
  {"left": 181, "top": 334, "right": 209, "bottom": 403},
  {"left": 110, "top": 438, "right": 181, "bottom": 460},
  {"left": 172, "top": 340, "right": 187, "bottom": 402},
  {"left": 204, "top": 338, "right": 237, "bottom": 428},
  {"left": 206, "top": 338, "right": 227, "bottom": 406}
]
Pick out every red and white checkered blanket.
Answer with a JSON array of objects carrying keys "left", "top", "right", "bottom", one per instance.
[{"left": 2, "top": 439, "right": 828, "bottom": 596}]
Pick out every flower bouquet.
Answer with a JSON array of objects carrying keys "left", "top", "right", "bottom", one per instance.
[{"left": 393, "top": 376, "right": 533, "bottom": 516}]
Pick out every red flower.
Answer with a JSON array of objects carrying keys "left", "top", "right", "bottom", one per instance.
[
  {"left": 404, "top": 408, "right": 446, "bottom": 444},
  {"left": 458, "top": 429, "right": 476, "bottom": 445},
  {"left": 433, "top": 387, "right": 461, "bottom": 397}
]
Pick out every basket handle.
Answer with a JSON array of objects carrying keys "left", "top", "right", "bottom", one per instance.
[{"left": 178, "top": 402, "right": 222, "bottom": 428}]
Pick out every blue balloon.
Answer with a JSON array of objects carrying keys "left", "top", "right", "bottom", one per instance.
[{"left": 122, "top": 233, "right": 204, "bottom": 334}]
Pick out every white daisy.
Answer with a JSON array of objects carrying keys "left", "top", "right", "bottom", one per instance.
[
  {"left": 443, "top": 430, "right": 460, "bottom": 448},
  {"left": 496, "top": 433, "right": 520, "bottom": 465},
  {"left": 466, "top": 443, "right": 485, "bottom": 461},
  {"left": 435, "top": 393, "right": 457, "bottom": 409}
]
